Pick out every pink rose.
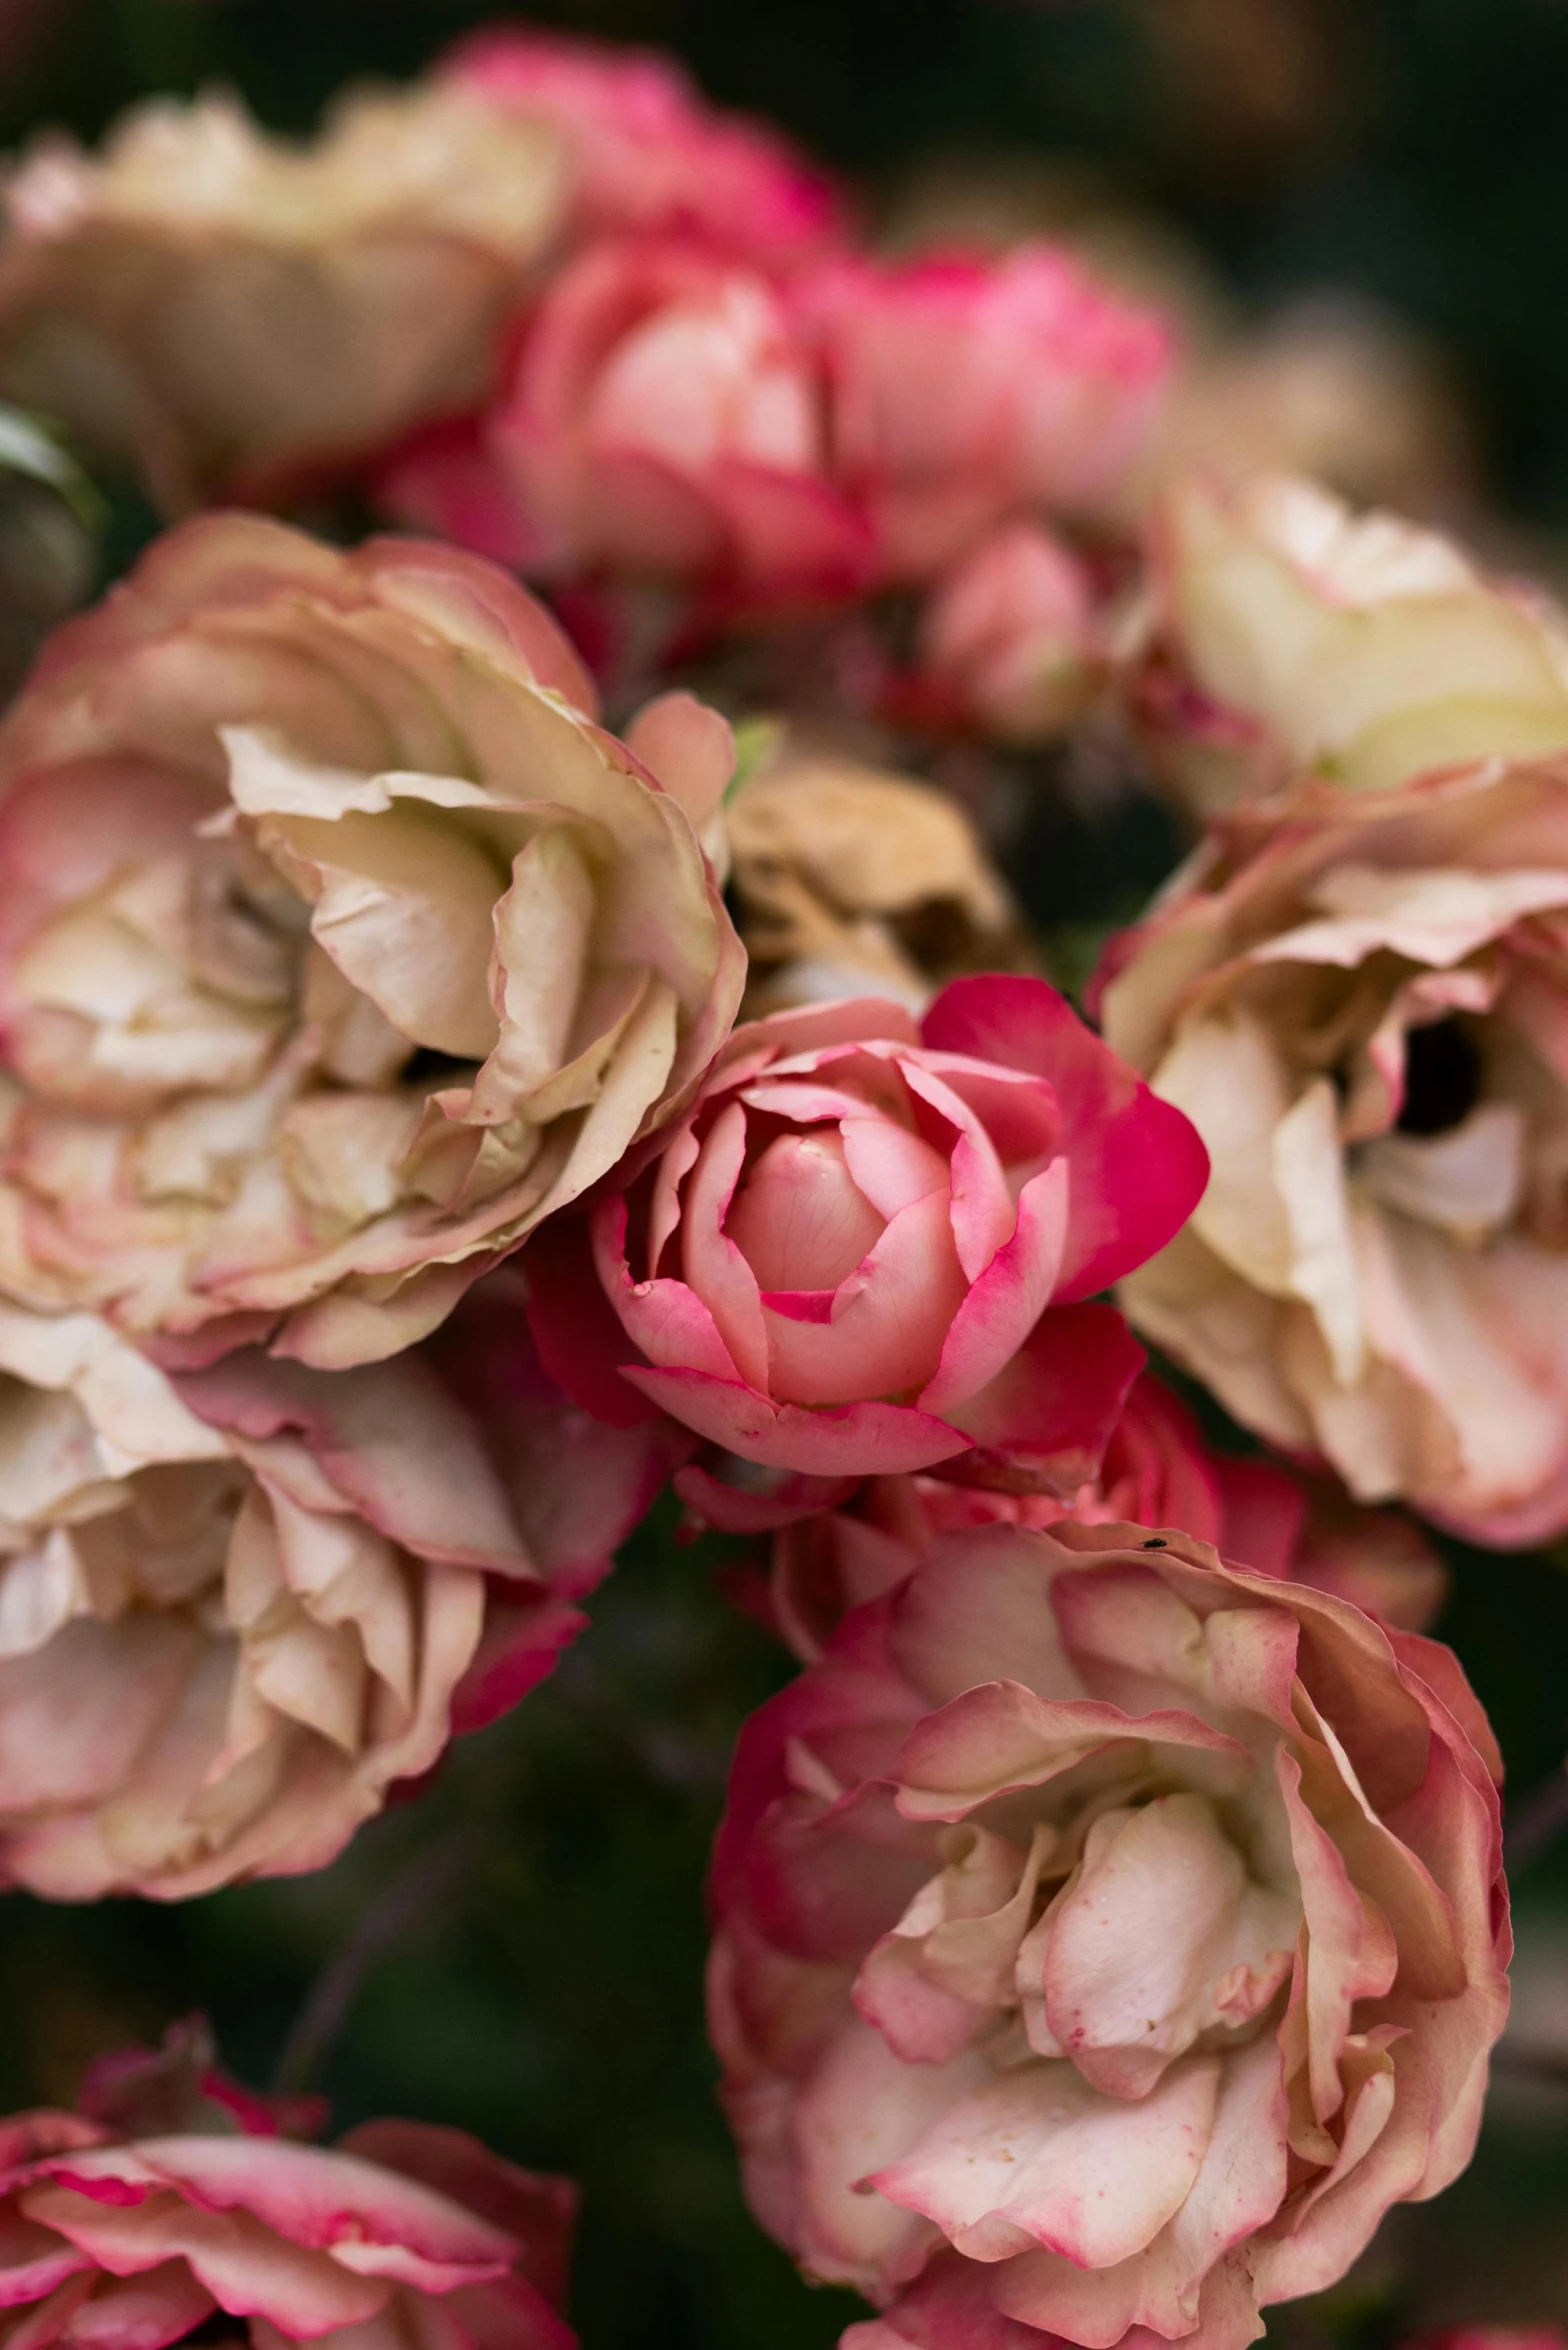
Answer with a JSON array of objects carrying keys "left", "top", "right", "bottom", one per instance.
[
  {"left": 383, "top": 236, "right": 870, "bottom": 605},
  {"left": 0, "top": 2018, "right": 577, "bottom": 2348},
  {"left": 0, "top": 1284, "right": 669, "bottom": 1898},
  {"left": 0, "top": 515, "right": 742, "bottom": 1366},
  {"left": 806, "top": 247, "right": 1175, "bottom": 578},
  {"left": 442, "top": 26, "right": 842, "bottom": 263},
  {"left": 526, "top": 977, "right": 1208, "bottom": 1482},
  {"left": 709, "top": 1516, "right": 1509, "bottom": 2350},
  {"left": 684, "top": 1369, "right": 1446, "bottom": 1661},
  {"left": 917, "top": 522, "right": 1103, "bottom": 743}
]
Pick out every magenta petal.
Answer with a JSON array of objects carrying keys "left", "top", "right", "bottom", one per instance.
[
  {"left": 919, "top": 1159, "right": 1069, "bottom": 1418},
  {"left": 620, "top": 1366, "right": 972, "bottom": 1474},
  {"left": 524, "top": 1209, "right": 664, "bottom": 1430},
  {"left": 922, "top": 974, "right": 1210, "bottom": 1298},
  {"left": 941, "top": 1300, "right": 1146, "bottom": 1493},
  {"left": 672, "top": 1460, "right": 860, "bottom": 1533},
  {"left": 449, "top": 1594, "right": 590, "bottom": 1736}
]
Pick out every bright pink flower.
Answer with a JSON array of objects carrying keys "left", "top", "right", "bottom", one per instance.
[
  {"left": 442, "top": 25, "right": 842, "bottom": 264},
  {"left": 709, "top": 1519, "right": 1509, "bottom": 2350},
  {"left": 805, "top": 247, "right": 1175, "bottom": 578},
  {"left": 682, "top": 1369, "right": 1447, "bottom": 1661},
  {"left": 526, "top": 977, "right": 1208, "bottom": 1483},
  {"left": 917, "top": 522, "right": 1102, "bottom": 743},
  {"left": 0, "top": 2018, "right": 577, "bottom": 2348},
  {"left": 383, "top": 237, "right": 870, "bottom": 604}
]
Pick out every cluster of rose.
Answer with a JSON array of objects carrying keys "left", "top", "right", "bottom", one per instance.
[{"left": 0, "top": 23, "right": 1556, "bottom": 2350}]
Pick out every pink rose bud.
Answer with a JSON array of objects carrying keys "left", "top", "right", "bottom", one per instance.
[
  {"left": 709, "top": 1516, "right": 1508, "bottom": 2350},
  {"left": 920, "top": 522, "right": 1102, "bottom": 742},
  {"left": 526, "top": 976, "right": 1208, "bottom": 1486},
  {"left": 0, "top": 2018, "right": 577, "bottom": 2348},
  {"left": 442, "top": 25, "right": 843, "bottom": 263},
  {"left": 384, "top": 235, "right": 872, "bottom": 604},
  {"left": 803, "top": 244, "right": 1175, "bottom": 579}
]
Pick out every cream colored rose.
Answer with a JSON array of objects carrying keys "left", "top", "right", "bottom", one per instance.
[
  {"left": 1097, "top": 756, "right": 1568, "bottom": 1543},
  {"left": 0, "top": 1301, "right": 538, "bottom": 1897},
  {"left": 0, "top": 83, "right": 565, "bottom": 510},
  {"left": 0, "top": 517, "right": 743, "bottom": 1365},
  {"left": 1133, "top": 474, "right": 1568, "bottom": 816}
]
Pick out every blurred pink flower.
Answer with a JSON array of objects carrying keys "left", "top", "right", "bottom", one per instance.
[
  {"left": 0, "top": 515, "right": 742, "bottom": 1368},
  {"left": 682, "top": 1368, "right": 1447, "bottom": 1661},
  {"left": 0, "top": 1282, "right": 669, "bottom": 1898},
  {"left": 526, "top": 977, "right": 1208, "bottom": 1483},
  {"left": 709, "top": 1516, "right": 1509, "bottom": 2350},
  {"left": 806, "top": 246, "right": 1175, "bottom": 578},
  {"left": 383, "top": 236, "right": 871, "bottom": 605},
  {"left": 0, "top": 2018, "right": 577, "bottom": 2348},
  {"left": 917, "top": 522, "right": 1103, "bottom": 742},
  {"left": 442, "top": 24, "right": 843, "bottom": 263}
]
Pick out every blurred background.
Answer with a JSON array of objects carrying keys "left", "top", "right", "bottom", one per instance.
[{"left": 1, "top": 6, "right": 1567, "bottom": 2348}]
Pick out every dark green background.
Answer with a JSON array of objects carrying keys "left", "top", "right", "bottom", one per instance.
[{"left": 1, "top": 6, "right": 1567, "bottom": 2345}]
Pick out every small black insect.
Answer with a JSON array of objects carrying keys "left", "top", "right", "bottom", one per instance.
[{"left": 1141, "top": 1537, "right": 1168, "bottom": 1550}]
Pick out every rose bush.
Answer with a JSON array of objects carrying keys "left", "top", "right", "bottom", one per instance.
[
  {"left": 383, "top": 235, "right": 870, "bottom": 605},
  {"left": 0, "top": 2019, "right": 577, "bottom": 2348},
  {"left": 1095, "top": 755, "right": 1568, "bottom": 1543},
  {"left": 526, "top": 976, "right": 1208, "bottom": 1482},
  {"left": 688, "top": 1369, "right": 1446, "bottom": 1662},
  {"left": 0, "top": 1280, "right": 669, "bottom": 1898},
  {"left": 0, "top": 85, "right": 566, "bottom": 512},
  {"left": 805, "top": 246, "right": 1174, "bottom": 579},
  {"left": 710, "top": 1515, "right": 1509, "bottom": 2350},
  {"left": 442, "top": 25, "right": 842, "bottom": 262},
  {"left": 1132, "top": 475, "right": 1568, "bottom": 818},
  {"left": 0, "top": 514, "right": 742, "bottom": 1367}
]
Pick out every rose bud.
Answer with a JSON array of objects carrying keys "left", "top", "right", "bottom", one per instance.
[
  {"left": 1131, "top": 473, "right": 1568, "bottom": 818},
  {"left": 805, "top": 244, "right": 1175, "bottom": 579},
  {"left": 382, "top": 235, "right": 871, "bottom": 607},
  {"left": 0, "top": 516, "right": 742, "bottom": 1367},
  {"left": 918, "top": 522, "right": 1103, "bottom": 744},
  {"left": 0, "top": 1284, "right": 671, "bottom": 1898},
  {"left": 0, "top": 84, "right": 566, "bottom": 513},
  {"left": 526, "top": 976, "right": 1208, "bottom": 1484},
  {"left": 0, "top": 2017, "right": 577, "bottom": 2348},
  {"left": 441, "top": 25, "right": 842, "bottom": 263},
  {"left": 1095, "top": 752, "right": 1568, "bottom": 1545},
  {"left": 709, "top": 1516, "right": 1508, "bottom": 2350}
]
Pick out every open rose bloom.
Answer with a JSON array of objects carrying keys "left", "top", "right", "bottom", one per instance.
[
  {"left": 0, "top": 2021, "right": 578, "bottom": 2348},
  {"left": 442, "top": 25, "right": 842, "bottom": 262},
  {"left": 528, "top": 976, "right": 1208, "bottom": 1483},
  {"left": 1097, "top": 757, "right": 1568, "bottom": 1543},
  {"left": 0, "top": 516, "right": 741, "bottom": 1368},
  {"left": 0, "top": 85, "right": 566, "bottom": 512},
  {"left": 1133, "top": 476, "right": 1568, "bottom": 819},
  {"left": 0, "top": 1279, "right": 669, "bottom": 1898},
  {"left": 710, "top": 1518, "right": 1509, "bottom": 2350}
]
